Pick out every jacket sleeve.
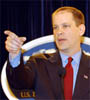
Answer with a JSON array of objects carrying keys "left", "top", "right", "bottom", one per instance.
[{"left": 6, "top": 54, "right": 36, "bottom": 90}]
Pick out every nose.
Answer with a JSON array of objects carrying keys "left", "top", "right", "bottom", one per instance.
[
  {"left": 56, "top": 26, "right": 64, "bottom": 36},
  {"left": 57, "top": 32, "right": 63, "bottom": 36},
  {"left": 56, "top": 28, "right": 63, "bottom": 37}
]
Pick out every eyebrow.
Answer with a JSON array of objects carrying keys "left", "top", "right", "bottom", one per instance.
[
  {"left": 61, "top": 23, "right": 70, "bottom": 25},
  {"left": 53, "top": 23, "right": 70, "bottom": 26}
]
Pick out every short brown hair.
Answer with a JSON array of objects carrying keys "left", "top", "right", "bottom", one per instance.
[{"left": 52, "top": 6, "right": 85, "bottom": 26}]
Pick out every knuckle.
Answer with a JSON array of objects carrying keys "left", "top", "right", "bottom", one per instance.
[
  {"left": 5, "top": 41, "right": 8, "bottom": 45},
  {"left": 5, "top": 46, "right": 9, "bottom": 51},
  {"left": 5, "top": 45, "right": 7, "bottom": 49},
  {"left": 7, "top": 36, "right": 9, "bottom": 39}
]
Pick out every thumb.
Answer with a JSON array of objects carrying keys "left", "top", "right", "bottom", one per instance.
[{"left": 19, "top": 37, "right": 27, "bottom": 42}]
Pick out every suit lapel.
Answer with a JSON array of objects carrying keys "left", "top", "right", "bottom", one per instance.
[
  {"left": 72, "top": 52, "right": 89, "bottom": 99},
  {"left": 47, "top": 51, "right": 64, "bottom": 99},
  {"left": 47, "top": 51, "right": 89, "bottom": 99},
  {"left": 46, "top": 51, "right": 89, "bottom": 99}
]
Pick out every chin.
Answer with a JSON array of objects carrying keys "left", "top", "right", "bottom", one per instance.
[
  {"left": 57, "top": 45, "right": 69, "bottom": 52},
  {"left": 57, "top": 46, "right": 67, "bottom": 51},
  {"left": 56, "top": 43, "right": 66, "bottom": 49}
]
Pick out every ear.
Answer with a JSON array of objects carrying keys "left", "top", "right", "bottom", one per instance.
[{"left": 79, "top": 24, "right": 85, "bottom": 36}]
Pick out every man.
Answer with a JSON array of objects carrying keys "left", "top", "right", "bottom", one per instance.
[{"left": 5, "top": 6, "right": 90, "bottom": 100}]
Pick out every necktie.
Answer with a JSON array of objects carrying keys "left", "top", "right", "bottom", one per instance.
[{"left": 64, "top": 57, "right": 73, "bottom": 100}]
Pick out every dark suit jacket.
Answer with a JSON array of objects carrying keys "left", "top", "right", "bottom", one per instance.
[{"left": 6, "top": 51, "right": 90, "bottom": 100}]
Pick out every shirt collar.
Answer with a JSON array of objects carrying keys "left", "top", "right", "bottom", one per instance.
[
  {"left": 72, "top": 50, "right": 82, "bottom": 65},
  {"left": 59, "top": 49, "right": 82, "bottom": 67}
]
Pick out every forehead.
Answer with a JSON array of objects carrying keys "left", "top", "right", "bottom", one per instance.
[{"left": 53, "top": 11, "right": 74, "bottom": 22}]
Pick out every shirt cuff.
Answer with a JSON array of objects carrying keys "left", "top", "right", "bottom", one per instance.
[{"left": 9, "top": 51, "right": 21, "bottom": 68}]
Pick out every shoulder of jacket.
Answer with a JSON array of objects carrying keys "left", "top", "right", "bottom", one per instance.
[
  {"left": 30, "top": 53, "right": 54, "bottom": 60},
  {"left": 83, "top": 51, "right": 90, "bottom": 57}
]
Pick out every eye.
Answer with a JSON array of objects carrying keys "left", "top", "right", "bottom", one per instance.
[
  {"left": 53, "top": 26, "right": 58, "bottom": 30},
  {"left": 63, "top": 24, "right": 70, "bottom": 28}
]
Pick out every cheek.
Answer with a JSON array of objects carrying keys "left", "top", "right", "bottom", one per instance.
[
  {"left": 53, "top": 31, "right": 58, "bottom": 39},
  {"left": 67, "top": 27, "right": 79, "bottom": 37},
  {"left": 53, "top": 33, "right": 56, "bottom": 42},
  {"left": 68, "top": 32, "right": 80, "bottom": 44},
  {"left": 53, "top": 30, "right": 58, "bottom": 36},
  {"left": 53, "top": 30, "right": 56, "bottom": 35}
]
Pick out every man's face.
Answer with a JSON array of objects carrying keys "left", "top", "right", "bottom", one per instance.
[{"left": 52, "top": 11, "right": 84, "bottom": 53}]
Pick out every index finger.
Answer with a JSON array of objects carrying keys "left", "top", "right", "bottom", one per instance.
[{"left": 4, "top": 30, "right": 18, "bottom": 38}]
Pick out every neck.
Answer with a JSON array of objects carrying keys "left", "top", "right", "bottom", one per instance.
[{"left": 60, "top": 47, "right": 81, "bottom": 56}]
